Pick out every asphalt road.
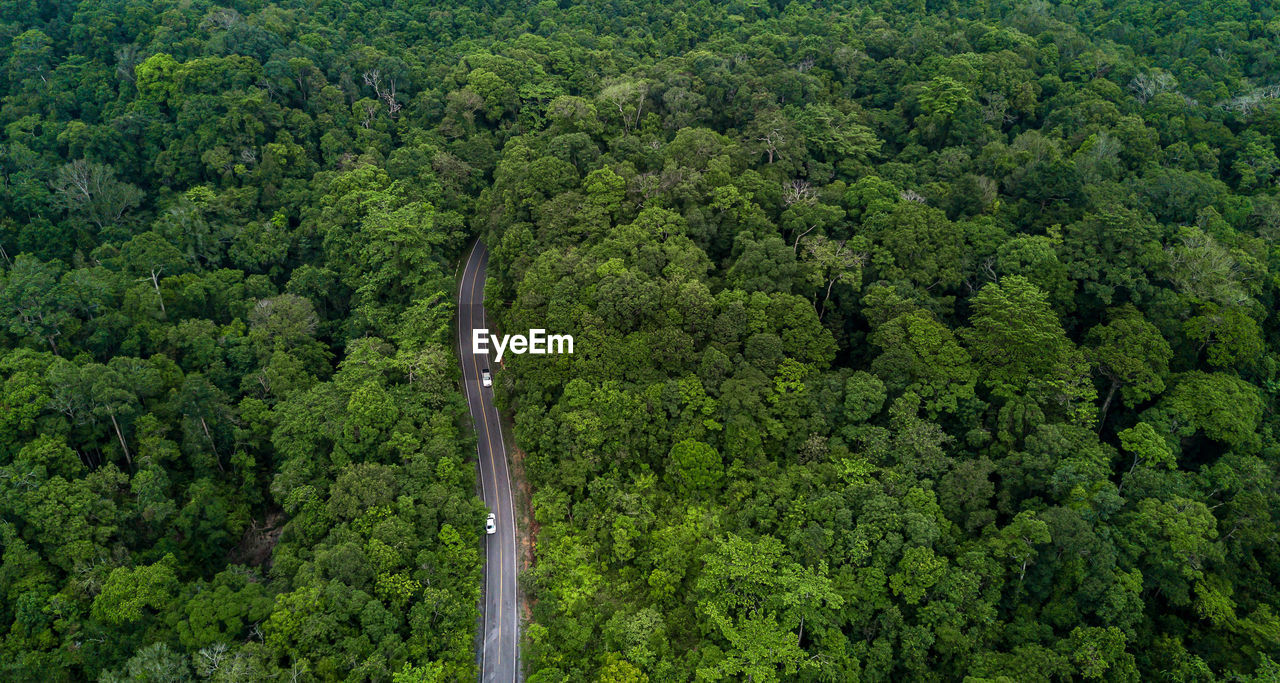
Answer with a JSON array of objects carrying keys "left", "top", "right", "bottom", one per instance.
[{"left": 457, "top": 241, "right": 519, "bottom": 683}]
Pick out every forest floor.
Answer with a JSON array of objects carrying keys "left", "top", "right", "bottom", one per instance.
[
  {"left": 501, "top": 417, "right": 539, "bottom": 622},
  {"left": 229, "top": 510, "right": 284, "bottom": 568}
]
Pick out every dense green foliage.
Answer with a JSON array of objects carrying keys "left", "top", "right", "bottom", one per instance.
[
  {"left": 471, "top": 2, "right": 1280, "bottom": 682},
  {"left": 1, "top": 1, "right": 486, "bottom": 679},
  {"left": 3, "top": 0, "right": 1280, "bottom": 681}
]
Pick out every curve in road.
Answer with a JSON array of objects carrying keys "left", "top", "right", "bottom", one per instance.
[{"left": 457, "top": 241, "right": 519, "bottom": 683}]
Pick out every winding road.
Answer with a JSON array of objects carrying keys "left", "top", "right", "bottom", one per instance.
[{"left": 457, "top": 241, "right": 519, "bottom": 683}]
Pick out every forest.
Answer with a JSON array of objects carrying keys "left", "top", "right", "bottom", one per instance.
[{"left": 2, "top": 0, "right": 1279, "bottom": 681}]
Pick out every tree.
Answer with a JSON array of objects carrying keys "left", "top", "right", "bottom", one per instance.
[
  {"left": 870, "top": 308, "right": 976, "bottom": 417},
  {"left": 962, "top": 276, "right": 1095, "bottom": 422},
  {"left": 996, "top": 235, "right": 1075, "bottom": 310},
  {"left": 668, "top": 438, "right": 723, "bottom": 495},
  {"left": 1124, "top": 496, "right": 1219, "bottom": 608},
  {"left": 598, "top": 80, "right": 649, "bottom": 133},
  {"left": 393, "top": 662, "right": 446, "bottom": 682},
  {"left": 50, "top": 160, "right": 144, "bottom": 232},
  {"left": 100, "top": 643, "right": 192, "bottom": 683},
  {"left": 800, "top": 234, "right": 863, "bottom": 319},
  {"left": 83, "top": 362, "right": 143, "bottom": 467},
  {"left": 987, "top": 511, "right": 1051, "bottom": 585},
  {"left": 699, "top": 608, "right": 809, "bottom": 683},
  {"left": 1147, "top": 372, "right": 1263, "bottom": 451},
  {"left": 1085, "top": 306, "right": 1171, "bottom": 425},
  {"left": 1117, "top": 422, "right": 1175, "bottom": 491},
  {"left": 695, "top": 534, "right": 841, "bottom": 681},
  {"left": 6, "top": 30, "right": 53, "bottom": 86},
  {"left": 135, "top": 52, "right": 181, "bottom": 103},
  {"left": 92, "top": 555, "right": 181, "bottom": 626},
  {"left": 1, "top": 255, "right": 74, "bottom": 354},
  {"left": 727, "top": 236, "right": 799, "bottom": 295},
  {"left": 1061, "top": 206, "right": 1163, "bottom": 310},
  {"left": 173, "top": 374, "right": 233, "bottom": 471},
  {"left": 248, "top": 294, "right": 319, "bottom": 349},
  {"left": 118, "top": 232, "right": 190, "bottom": 315},
  {"left": 889, "top": 545, "right": 947, "bottom": 604},
  {"left": 794, "top": 103, "right": 881, "bottom": 168},
  {"left": 1183, "top": 303, "right": 1264, "bottom": 369},
  {"left": 1068, "top": 626, "right": 1139, "bottom": 681},
  {"left": 865, "top": 201, "right": 964, "bottom": 290}
]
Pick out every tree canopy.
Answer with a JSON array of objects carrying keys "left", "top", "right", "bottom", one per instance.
[{"left": 2, "top": 0, "right": 1280, "bottom": 681}]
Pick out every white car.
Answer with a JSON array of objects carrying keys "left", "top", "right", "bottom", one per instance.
[
  {"left": 485, "top": 512, "right": 497, "bottom": 535},
  {"left": 481, "top": 367, "right": 492, "bottom": 387}
]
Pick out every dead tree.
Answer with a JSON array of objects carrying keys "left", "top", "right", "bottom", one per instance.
[
  {"left": 758, "top": 129, "right": 783, "bottom": 164},
  {"left": 363, "top": 69, "right": 402, "bottom": 119}
]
